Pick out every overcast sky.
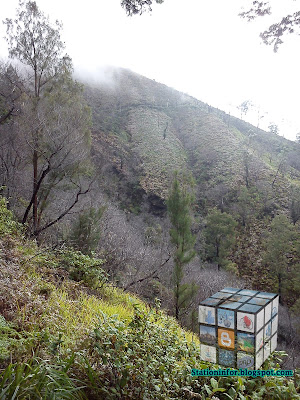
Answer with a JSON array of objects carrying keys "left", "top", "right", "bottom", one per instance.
[{"left": 1, "top": 0, "right": 300, "bottom": 140}]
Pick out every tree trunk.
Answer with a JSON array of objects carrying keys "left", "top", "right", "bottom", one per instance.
[
  {"left": 278, "top": 272, "right": 282, "bottom": 304},
  {"left": 32, "top": 148, "right": 38, "bottom": 234}
]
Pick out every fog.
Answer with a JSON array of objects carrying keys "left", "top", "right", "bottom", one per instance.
[{"left": 1, "top": 0, "right": 300, "bottom": 140}]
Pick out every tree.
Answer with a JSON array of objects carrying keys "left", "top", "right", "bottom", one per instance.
[
  {"left": 204, "top": 209, "right": 237, "bottom": 270},
  {"left": 235, "top": 186, "right": 259, "bottom": 227},
  {"left": 68, "top": 207, "right": 105, "bottom": 255},
  {"left": 3, "top": 1, "right": 91, "bottom": 237},
  {"left": 121, "top": 0, "right": 164, "bottom": 16},
  {"left": 268, "top": 123, "right": 279, "bottom": 135},
  {"left": 290, "top": 187, "right": 300, "bottom": 225},
  {"left": 262, "top": 214, "right": 298, "bottom": 302},
  {"left": 239, "top": 1, "right": 300, "bottom": 52},
  {"left": 0, "top": 62, "right": 23, "bottom": 125},
  {"left": 237, "top": 100, "right": 252, "bottom": 120},
  {"left": 167, "top": 173, "right": 197, "bottom": 320}
]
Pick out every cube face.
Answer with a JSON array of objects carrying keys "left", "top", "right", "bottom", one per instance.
[{"left": 199, "top": 288, "right": 279, "bottom": 368}]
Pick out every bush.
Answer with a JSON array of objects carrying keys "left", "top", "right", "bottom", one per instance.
[
  {"left": 57, "top": 249, "right": 107, "bottom": 289},
  {"left": 0, "top": 196, "right": 22, "bottom": 236}
]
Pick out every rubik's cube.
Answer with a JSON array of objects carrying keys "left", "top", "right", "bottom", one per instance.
[{"left": 199, "top": 288, "right": 279, "bottom": 369}]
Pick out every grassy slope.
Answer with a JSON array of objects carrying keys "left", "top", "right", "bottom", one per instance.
[{"left": 0, "top": 199, "right": 299, "bottom": 399}]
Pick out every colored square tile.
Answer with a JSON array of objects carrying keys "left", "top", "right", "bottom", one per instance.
[
  {"left": 271, "top": 333, "right": 277, "bottom": 353},
  {"left": 238, "top": 289, "right": 259, "bottom": 296},
  {"left": 272, "top": 314, "right": 278, "bottom": 334},
  {"left": 200, "top": 325, "right": 216, "bottom": 345},
  {"left": 218, "top": 328, "right": 235, "bottom": 350},
  {"left": 239, "top": 304, "right": 262, "bottom": 313},
  {"left": 264, "top": 321, "right": 272, "bottom": 343},
  {"left": 237, "top": 352, "right": 254, "bottom": 369},
  {"left": 265, "top": 302, "right": 272, "bottom": 323},
  {"left": 237, "top": 332, "right": 255, "bottom": 353},
  {"left": 199, "top": 306, "right": 215, "bottom": 325},
  {"left": 256, "top": 348, "right": 264, "bottom": 369},
  {"left": 256, "top": 329, "right": 264, "bottom": 351},
  {"left": 218, "top": 349, "right": 235, "bottom": 367},
  {"left": 211, "top": 292, "right": 233, "bottom": 299},
  {"left": 237, "top": 312, "right": 255, "bottom": 332},
  {"left": 271, "top": 297, "right": 279, "bottom": 318},
  {"left": 256, "top": 292, "right": 277, "bottom": 299},
  {"left": 221, "top": 288, "right": 240, "bottom": 293},
  {"left": 230, "top": 294, "right": 251, "bottom": 302},
  {"left": 201, "top": 297, "right": 223, "bottom": 306},
  {"left": 221, "top": 301, "right": 243, "bottom": 310},
  {"left": 200, "top": 344, "right": 216, "bottom": 363},
  {"left": 248, "top": 297, "right": 269, "bottom": 306},
  {"left": 256, "top": 309, "right": 264, "bottom": 332},
  {"left": 218, "top": 308, "right": 235, "bottom": 329}
]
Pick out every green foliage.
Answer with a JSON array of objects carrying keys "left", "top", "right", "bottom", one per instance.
[
  {"left": 87, "top": 304, "right": 200, "bottom": 399},
  {"left": 0, "top": 356, "right": 86, "bottom": 400},
  {"left": 290, "top": 186, "right": 300, "bottom": 225},
  {"left": 0, "top": 210, "right": 299, "bottom": 399},
  {"left": 57, "top": 249, "right": 107, "bottom": 289},
  {"left": 167, "top": 174, "right": 196, "bottom": 266},
  {"left": 167, "top": 173, "right": 197, "bottom": 319},
  {"left": 262, "top": 214, "right": 299, "bottom": 301},
  {"left": 0, "top": 196, "right": 22, "bottom": 236},
  {"left": 236, "top": 186, "right": 260, "bottom": 226},
  {"left": 68, "top": 207, "right": 104, "bottom": 255},
  {"left": 204, "top": 208, "right": 237, "bottom": 270}
]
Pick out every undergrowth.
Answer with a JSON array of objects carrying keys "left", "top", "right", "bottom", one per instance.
[{"left": 0, "top": 196, "right": 299, "bottom": 399}]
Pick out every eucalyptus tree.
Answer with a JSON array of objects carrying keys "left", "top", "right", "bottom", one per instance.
[{"left": 3, "top": 1, "right": 92, "bottom": 237}]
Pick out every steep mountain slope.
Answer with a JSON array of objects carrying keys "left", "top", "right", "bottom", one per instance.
[
  {"left": 81, "top": 67, "right": 300, "bottom": 212},
  {"left": 80, "top": 67, "right": 300, "bottom": 293}
]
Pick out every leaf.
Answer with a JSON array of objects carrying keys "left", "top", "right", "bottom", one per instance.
[{"left": 210, "top": 377, "right": 218, "bottom": 389}]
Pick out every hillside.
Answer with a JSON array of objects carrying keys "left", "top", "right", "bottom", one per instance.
[
  {"left": 80, "top": 67, "right": 300, "bottom": 285},
  {"left": 0, "top": 198, "right": 299, "bottom": 399},
  {"left": 82, "top": 67, "right": 300, "bottom": 204}
]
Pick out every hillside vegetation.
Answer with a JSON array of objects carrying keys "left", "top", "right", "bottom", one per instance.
[{"left": 0, "top": 198, "right": 299, "bottom": 399}]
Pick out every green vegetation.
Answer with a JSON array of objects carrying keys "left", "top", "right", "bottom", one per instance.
[
  {"left": 262, "top": 214, "right": 300, "bottom": 303},
  {"left": 1, "top": 198, "right": 299, "bottom": 399},
  {"left": 204, "top": 208, "right": 237, "bottom": 271},
  {"left": 167, "top": 173, "right": 197, "bottom": 320},
  {"left": 67, "top": 207, "right": 105, "bottom": 255}
]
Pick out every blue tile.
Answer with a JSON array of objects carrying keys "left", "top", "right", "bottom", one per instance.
[
  {"left": 218, "top": 308, "right": 235, "bottom": 329},
  {"left": 231, "top": 295, "right": 251, "bottom": 302},
  {"left": 221, "top": 288, "right": 240, "bottom": 293},
  {"left": 200, "top": 297, "right": 222, "bottom": 306},
  {"left": 238, "top": 289, "right": 259, "bottom": 296},
  {"left": 248, "top": 297, "right": 269, "bottom": 306},
  {"left": 239, "top": 304, "right": 262, "bottom": 313},
  {"left": 256, "top": 292, "right": 277, "bottom": 299},
  {"left": 220, "top": 301, "right": 243, "bottom": 310},
  {"left": 211, "top": 292, "right": 233, "bottom": 299}
]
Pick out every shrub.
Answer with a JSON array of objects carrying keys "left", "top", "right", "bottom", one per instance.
[
  {"left": 0, "top": 196, "right": 22, "bottom": 236},
  {"left": 57, "top": 249, "right": 107, "bottom": 289}
]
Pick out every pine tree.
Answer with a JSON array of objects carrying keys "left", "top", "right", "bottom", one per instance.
[
  {"left": 204, "top": 208, "right": 237, "bottom": 270},
  {"left": 262, "top": 214, "right": 298, "bottom": 302},
  {"left": 167, "top": 173, "right": 197, "bottom": 320},
  {"left": 68, "top": 207, "right": 104, "bottom": 255}
]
